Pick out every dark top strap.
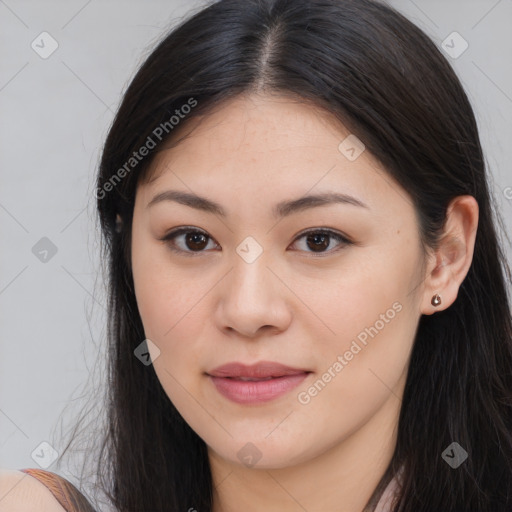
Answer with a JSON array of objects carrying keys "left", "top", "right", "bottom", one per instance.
[{"left": 19, "top": 469, "right": 97, "bottom": 512}]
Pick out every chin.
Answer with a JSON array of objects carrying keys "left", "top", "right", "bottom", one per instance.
[{"left": 210, "top": 437, "right": 316, "bottom": 470}]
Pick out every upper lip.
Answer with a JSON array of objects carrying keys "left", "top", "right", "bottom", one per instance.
[{"left": 207, "top": 361, "right": 311, "bottom": 378}]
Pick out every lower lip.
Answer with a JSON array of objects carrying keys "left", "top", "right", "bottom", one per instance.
[{"left": 208, "top": 373, "right": 310, "bottom": 404}]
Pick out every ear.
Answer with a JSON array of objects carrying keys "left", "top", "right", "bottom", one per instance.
[{"left": 420, "top": 195, "right": 479, "bottom": 315}]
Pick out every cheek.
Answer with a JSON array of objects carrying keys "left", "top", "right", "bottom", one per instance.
[
  {"left": 295, "top": 280, "right": 416, "bottom": 438},
  {"left": 131, "top": 240, "right": 210, "bottom": 371},
  {"left": 300, "top": 245, "right": 419, "bottom": 348},
  {"left": 296, "top": 242, "right": 421, "bottom": 411},
  {"left": 131, "top": 247, "right": 218, "bottom": 430}
]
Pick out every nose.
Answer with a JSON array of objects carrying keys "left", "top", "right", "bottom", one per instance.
[{"left": 214, "top": 254, "right": 292, "bottom": 339}]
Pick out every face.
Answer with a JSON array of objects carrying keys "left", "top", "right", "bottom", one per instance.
[{"left": 131, "top": 93, "right": 427, "bottom": 470}]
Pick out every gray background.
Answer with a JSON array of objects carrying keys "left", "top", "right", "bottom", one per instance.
[{"left": 1, "top": 0, "right": 511, "bottom": 485}]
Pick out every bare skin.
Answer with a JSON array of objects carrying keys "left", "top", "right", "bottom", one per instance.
[
  {"left": 0, "top": 469, "right": 66, "bottom": 511},
  {"left": 130, "top": 92, "right": 478, "bottom": 512}
]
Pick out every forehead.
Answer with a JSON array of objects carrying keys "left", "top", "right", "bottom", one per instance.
[
  {"left": 144, "top": 93, "right": 380, "bottom": 181},
  {"left": 136, "top": 93, "right": 411, "bottom": 220},
  {"left": 189, "top": 93, "right": 347, "bottom": 146}
]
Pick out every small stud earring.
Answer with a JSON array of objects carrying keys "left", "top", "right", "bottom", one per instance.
[{"left": 431, "top": 293, "right": 442, "bottom": 307}]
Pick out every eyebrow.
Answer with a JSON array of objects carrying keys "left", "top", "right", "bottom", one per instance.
[{"left": 146, "top": 189, "right": 368, "bottom": 218}]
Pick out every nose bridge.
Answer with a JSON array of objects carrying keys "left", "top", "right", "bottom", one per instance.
[
  {"left": 216, "top": 242, "right": 289, "bottom": 336},
  {"left": 230, "top": 244, "right": 272, "bottom": 301}
]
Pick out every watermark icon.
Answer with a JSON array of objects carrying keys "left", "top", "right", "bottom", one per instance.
[
  {"left": 338, "top": 134, "right": 365, "bottom": 161},
  {"left": 236, "top": 236, "right": 264, "bottom": 263},
  {"left": 31, "top": 31, "right": 59, "bottom": 59},
  {"left": 503, "top": 186, "right": 512, "bottom": 201},
  {"left": 441, "top": 441, "right": 468, "bottom": 468},
  {"left": 297, "top": 301, "right": 403, "bottom": 404},
  {"left": 237, "top": 442, "right": 263, "bottom": 468},
  {"left": 441, "top": 31, "right": 469, "bottom": 59},
  {"left": 134, "top": 338, "right": 161, "bottom": 365},
  {"left": 95, "top": 97, "right": 197, "bottom": 200},
  {"left": 31, "top": 441, "right": 59, "bottom": 469},
  {"left": 32, "top": 237, "right": 58, "bottom": 263}
]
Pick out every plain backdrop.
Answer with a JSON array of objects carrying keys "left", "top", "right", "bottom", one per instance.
[{"left": 1, "top": 0, "right": 511, "bottom": 487}]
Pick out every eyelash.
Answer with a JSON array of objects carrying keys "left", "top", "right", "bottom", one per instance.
[{"left": 159, "top": 226, "right": 352, "bottom": 258}]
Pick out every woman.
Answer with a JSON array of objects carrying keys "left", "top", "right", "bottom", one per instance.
[{"left": 4, "top": 0, "right": 512, "bottom": 510}]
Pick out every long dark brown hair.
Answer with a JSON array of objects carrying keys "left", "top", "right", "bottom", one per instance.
[{"left": 53, "top": 0, "right": 512, "bottom": 510}]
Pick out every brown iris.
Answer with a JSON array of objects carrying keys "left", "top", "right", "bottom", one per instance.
[
  {"left": 185, "top": 232, "right": 209, "bottom": 251},
  {"left": 306, "top": 233, "right": 330, "bottom": 252}
]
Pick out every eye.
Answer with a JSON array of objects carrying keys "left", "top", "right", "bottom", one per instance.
[
  {"left": 160, "top": 227, "right": 219, "bottom": 256},
  {"left": 290, "top": 228, "right": 352, "bottom": 256},
  {"left": 159, "top": 227, "right": 352, "bottom": 257}
]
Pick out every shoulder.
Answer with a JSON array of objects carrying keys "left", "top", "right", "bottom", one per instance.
[{"left": 0, "top": 468, "right": 67, "bottom": 511}]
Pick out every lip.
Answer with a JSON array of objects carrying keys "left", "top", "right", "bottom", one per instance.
[
  {"left": 206, "top": 361, "right": 312, "bottom": 404},
  {"left": 207, "top": 361, "right": 311, "bottom": 378}
]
